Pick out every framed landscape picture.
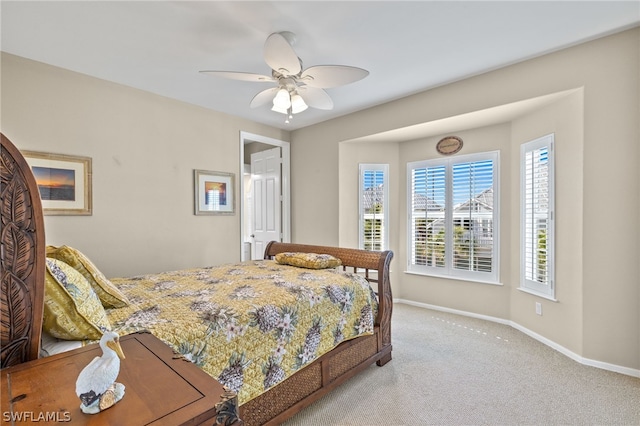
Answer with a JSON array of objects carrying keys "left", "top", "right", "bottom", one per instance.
[
  {"left": 194, "top": 169, "right": 235, "bottom": 215},
  {"left": 23, "top": 151, "right": 92, "bottom": 215}
]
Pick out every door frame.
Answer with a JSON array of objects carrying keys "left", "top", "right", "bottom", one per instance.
[{"left": 239, "top": 131, "right": 291, "bottom": 261}]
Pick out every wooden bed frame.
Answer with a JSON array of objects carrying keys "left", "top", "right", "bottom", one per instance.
[{"left": 0, "top": 133, "right": 394, "bottom": 426}]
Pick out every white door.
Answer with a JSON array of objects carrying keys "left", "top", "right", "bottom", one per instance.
[{"left": 251, "top": 147, "right": 282, "bottom": 259}]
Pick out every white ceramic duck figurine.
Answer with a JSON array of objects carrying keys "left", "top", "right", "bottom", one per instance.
[{"left": 75, "top": 331, "right": 126, "bottom": 414}]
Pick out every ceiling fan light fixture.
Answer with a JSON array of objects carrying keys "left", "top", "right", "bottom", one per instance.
[
  {"left": 271, "top": 103, "right": 289, "bottom": 114},
  {"left": 273, "top": 88, "right": 291, "bottom": 109},
  {"left": 290, "top": 94, "right": 308, "bottom": 114},
  {"left": 202, "top": 31, "right": 369, "bottom": 120}
]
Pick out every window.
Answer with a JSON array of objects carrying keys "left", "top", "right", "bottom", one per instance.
[
  {"left": 408, "top": 151, "right": 499, "bottom": 282},
  {"left": 359, "top": 164, "right": 388, "bottom": 251},
  {"left": 520, "top": 134, "right": 555, "bottom": 298}
]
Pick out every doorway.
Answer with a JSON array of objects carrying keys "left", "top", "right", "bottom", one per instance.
[{"left": 239, "top": 131, "right": 290, "bottom": 261}]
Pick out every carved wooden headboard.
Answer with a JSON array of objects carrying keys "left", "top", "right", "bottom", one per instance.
[{"left": 0, "top": 133, "right": 46, "bottom": 368}]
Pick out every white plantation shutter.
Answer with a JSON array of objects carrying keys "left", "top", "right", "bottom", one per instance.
[
  {"left": 408, "top": 151, "right": 499, "bottom": 282},
  {"left": 521, "top": 134, "right": 554, "bottom": 298},
  {"left": 452, "top": 160, "right": 495, "bottom": 273},
  {"left": 410, "top": 164, "right": 446, "bottom": 268},
  {"left": 359, "top": 164, "right": 388, "bottom": 251}
]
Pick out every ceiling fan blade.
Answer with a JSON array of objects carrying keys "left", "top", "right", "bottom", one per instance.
[
  {"left": 199, "top": 70, "right": 275, "bottom": 83},
  {"left": 300, "top": 65, "right": 369, "bottom": 88},
  {"left": 297, "top": 86, "right": 333, "bottom": 110},
  {"left": 264, "top": 32, "right": 301, "bottom": 76},
  {"left": 250, "top": 87, "right": 279, "bottom": 108}
]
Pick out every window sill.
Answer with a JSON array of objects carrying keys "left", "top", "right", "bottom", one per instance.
[
  {"left": 404, "top": 270, "right": 503, "bottom": 286},
  {"left": 517, "top": 287, "right": 558, "bottom": 302}
]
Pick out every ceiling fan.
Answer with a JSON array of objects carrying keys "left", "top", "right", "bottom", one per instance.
[{"left": 200, "top": 31, "right": 369, "bottom": 123}]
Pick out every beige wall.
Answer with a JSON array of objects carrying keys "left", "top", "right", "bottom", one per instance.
[
  {"left": 1, "top": 53, "right": 289, "bottom": 277},
  {"left": 291, "top": 28, "right": 639, "bottom": 372}
]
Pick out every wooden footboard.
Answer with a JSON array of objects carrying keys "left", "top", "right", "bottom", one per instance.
[{"left": 239, "top": 241, "right": 394, "bottom": 425}]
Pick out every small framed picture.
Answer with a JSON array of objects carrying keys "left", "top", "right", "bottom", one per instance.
[
  {"left": 23, "top": 151, "right": 92, "bottom": 215},
  {"left": 194, "top": 169, "right": 235, "bottom": 215}
]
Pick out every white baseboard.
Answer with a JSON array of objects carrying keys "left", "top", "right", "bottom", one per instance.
[{"left": 395, "top": 298, "right": 640, "bottom": 378}]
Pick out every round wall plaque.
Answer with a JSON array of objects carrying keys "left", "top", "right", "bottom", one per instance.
[{"left": 436, "top": 136, "right": 463, "bottom": 155}]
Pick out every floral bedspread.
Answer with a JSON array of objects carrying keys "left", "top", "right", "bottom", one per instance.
[{"left": 106, "top": 260, "right": 377, "bottom": 404}]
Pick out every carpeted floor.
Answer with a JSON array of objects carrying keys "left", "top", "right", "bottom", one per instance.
[{"left": 283, "top": 303, "right": 640, "bottom": 425}]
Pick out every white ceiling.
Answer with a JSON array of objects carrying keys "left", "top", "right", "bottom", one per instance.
[{"left": 2, "top": 1, "right": 639, "bottom": 131}]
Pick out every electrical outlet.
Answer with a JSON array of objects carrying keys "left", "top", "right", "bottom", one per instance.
[{"left": 535, "top": 302, "right": 543, "bottom": 316}]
